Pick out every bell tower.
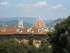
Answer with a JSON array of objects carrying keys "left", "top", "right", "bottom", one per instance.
[{"left": 18, "top": 20, "right": 23, "bottom": 28}]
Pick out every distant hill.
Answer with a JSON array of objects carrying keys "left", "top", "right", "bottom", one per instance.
[
  {"left": 0, "top": 17, "right": 65, "bottom": 29},
  {"left": 0, "top": 17, "right": 37, "bottom": 24},
  {"left": 0, "top": 20, "right": 32, "bottom": 28},
  {"left": 46, "top": 18, "right": 65, "bottom": 30}
]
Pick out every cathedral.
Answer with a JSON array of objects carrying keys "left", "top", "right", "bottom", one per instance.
[{"left": 0, "top": 16, "right": 48, "bottom": 47}]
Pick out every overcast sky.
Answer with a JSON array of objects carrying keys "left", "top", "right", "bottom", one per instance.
[{"left": 0, "top": 0, "right": 70, "bottom": 20}]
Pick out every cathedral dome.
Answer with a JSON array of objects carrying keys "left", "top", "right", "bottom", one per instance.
[{"left": 33, "top": 16, "right": 46, "bottom": 29}]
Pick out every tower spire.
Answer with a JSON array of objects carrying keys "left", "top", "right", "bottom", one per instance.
[{"left": 18, "top": 20, "right": 23, "bottom": 28}]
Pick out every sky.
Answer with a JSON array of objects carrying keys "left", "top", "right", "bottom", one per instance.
[{"left": 0, "top": 0, "right": 70, "bottom": 20}]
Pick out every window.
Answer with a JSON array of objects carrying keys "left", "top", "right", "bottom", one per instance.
[
  {"left": 19, "top": 30, "right": 23, "bottom": 33},
  {"left": 16, "top": 29, "right": 23, "bottom": 33},
  {"left": 30, "top": 30, "right": 34, "bottom": 33},
  {"left": 38, "top": 29, "right": 42, "bottom": 33},
  {"left": 27, "top": 29, "right": 34, "bottom": 33}
]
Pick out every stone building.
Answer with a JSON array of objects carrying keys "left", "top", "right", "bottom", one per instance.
[{"left": 0, "top": 16, "right": 48, "bottom": 47}]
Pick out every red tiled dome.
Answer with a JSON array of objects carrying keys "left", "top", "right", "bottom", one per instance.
[{"left": 33, "top": 16, "right": 46, "bottom": 29}]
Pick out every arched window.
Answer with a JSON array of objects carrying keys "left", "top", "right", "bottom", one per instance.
[
  {"left": 38, "top": 29, "right": 42, "bottom": 33},
  {"left": 27, "top": 29, "right": 34, "bottom": 33},
  {"left": 16, "top": 29, "right": 23, "bottom": 33}
]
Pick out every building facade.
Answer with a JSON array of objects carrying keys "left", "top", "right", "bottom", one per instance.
[{"left": 0, "top": 16, "right": 48, "bottom": 47}]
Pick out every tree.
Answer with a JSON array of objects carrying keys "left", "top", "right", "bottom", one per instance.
[
  {"left": 38, "top": 39, "right": 52, "bottom": 53},
  {"left": 47, "top": 16, "right": 70, "bottom": 53},
  {"left": 8, "top": 43, "right": 28, "bottom": 53},
  {"left": 28, "top": 33, "right": 34, "bottom": 45},
  {"left": 27, "top": 45, "right": 39, "bottom": 53},
  {"left": 0, "top": 39, "right": 29, "bottom": 53}
]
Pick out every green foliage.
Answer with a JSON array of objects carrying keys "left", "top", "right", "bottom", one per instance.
[
  {"left": 27, "top": 45, "right": 39, "bottom": 53},
  {"left": 28, "top": 33, "right": 34, "bottom": 45},
  {"left": 0, "top": 39, "right": 28, "bottom": 53},
  {"left": 47, "top": 16, "right": 70, "bottom": 53},
  {"left": 39, "top": 39, "right": 52, "bottom": 53}
]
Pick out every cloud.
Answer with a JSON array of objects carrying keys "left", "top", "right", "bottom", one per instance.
[
  {"left": 49, "top": 4, "right": 62, "bottom": 10},
  {"left": 16, "top": 1, "right": 48, "bottom": 8},
  {"left": 34, "top": 1, "right": 48, "bottom": 7},
  {"left": 0, "top": 1, "right": 11, "bottom": 6}
]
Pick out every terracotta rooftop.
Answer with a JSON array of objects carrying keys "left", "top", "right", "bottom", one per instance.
[
  {"left": 33, "top": 16, "right": 47, "bottom": 29},
  {"left": 0, "top": 27, "right": 48, "bottom": 35},
  {"left": 0, "top": 16, "right": 48, "bottom": 35}
]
